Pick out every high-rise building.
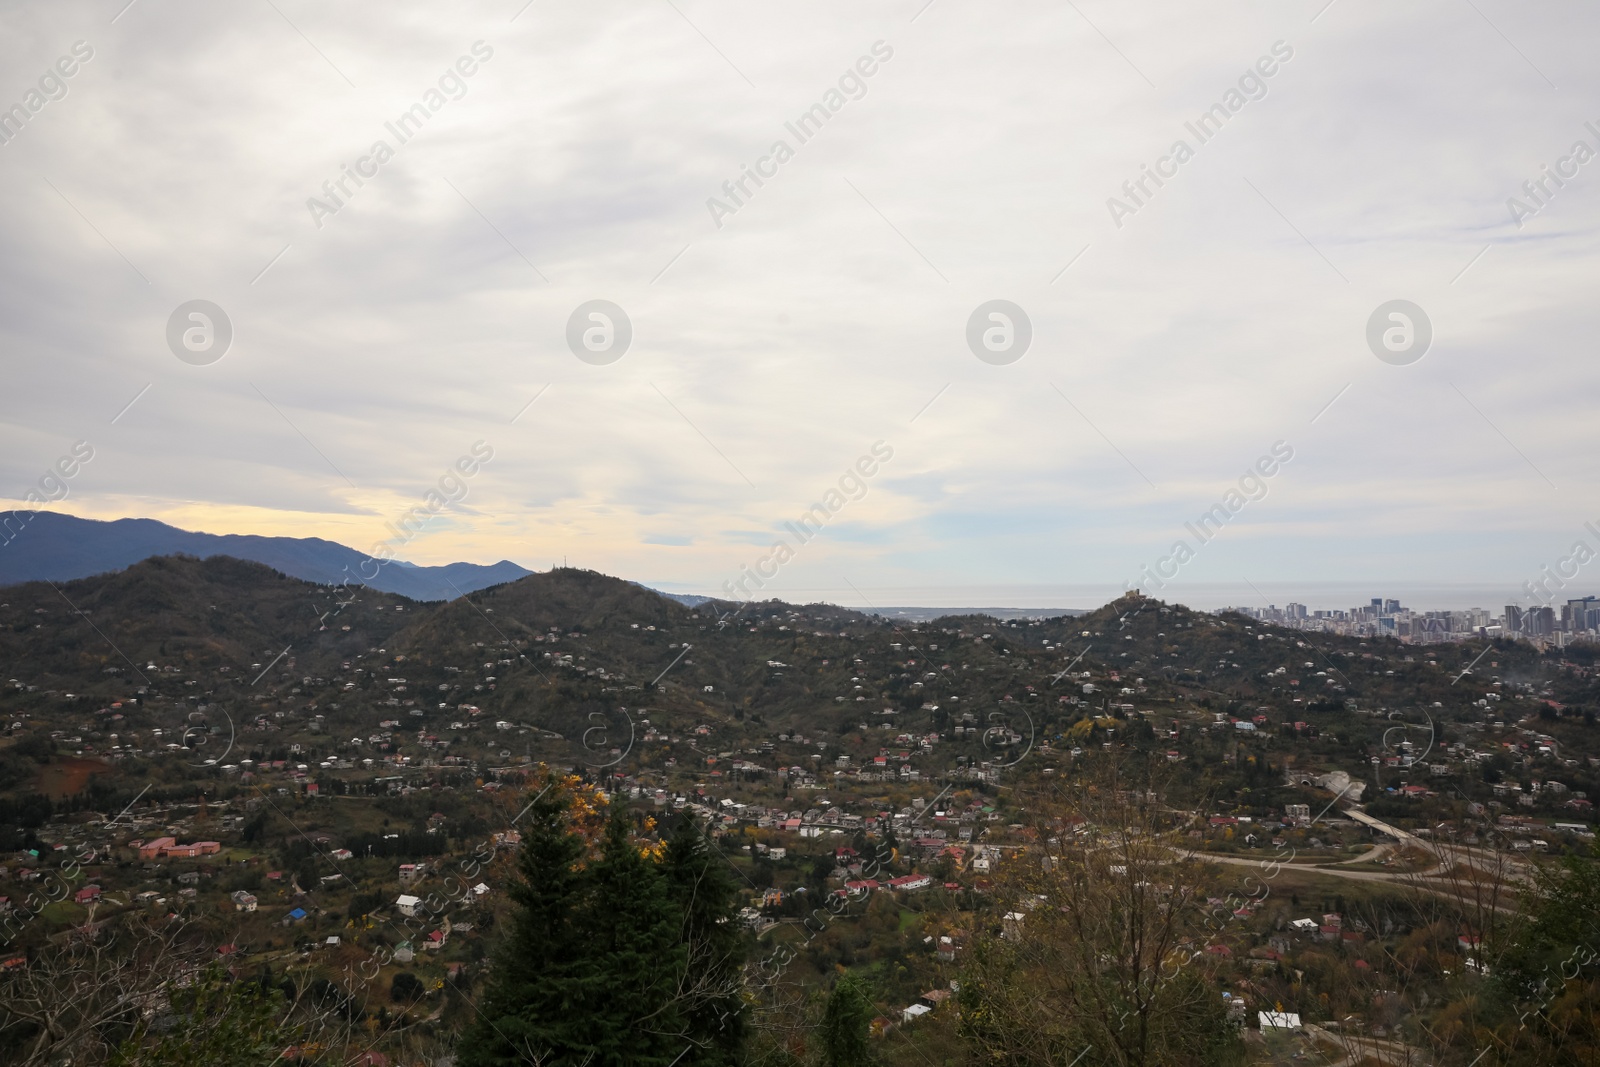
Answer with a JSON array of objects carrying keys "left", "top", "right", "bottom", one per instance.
[
  {"left": 1528, "top": 606, "right": 1556, "bottom": 636},
  {"left": 1504, "top": 605, "right": 1523, "bottom": 634},
  {"left": 1384, "top": 599, "right": 1401, "bottom": 615},
  {"left": 1566, "top": 597, "right": 1598, "bottom": 633}
]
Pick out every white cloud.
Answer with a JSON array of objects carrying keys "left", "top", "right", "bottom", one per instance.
[{"left": 2, "top": 0, "right": 1597, "bottom": 611}]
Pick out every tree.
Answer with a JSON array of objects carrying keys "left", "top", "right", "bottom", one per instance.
[
  {"left": 958, "top": 754, "right": 1243, "bottom": 1067},
  {"left": 390, "top": 972, "right": 425, "bottom": 1004},
  {"left": 662, "top": 816, "right": 748, "bottom": 1067},
  {"left": 0, "top": 912, "right": 207, "bottom": 1067},
  {"left": 460, "top": 780, "right": 741, "bottom": 1067},
  {"left": 458, "top": 784, "right": 597, "bottom": 1067},
  {"left": 110, "top": 964, "right": 299, "bottom": 1067},
  {"left": 816, "top": 975, "right": 874, "bottom": 1067},
  {"left": 1468, "top": 852, "right": 1600, "bottom": 1067}
]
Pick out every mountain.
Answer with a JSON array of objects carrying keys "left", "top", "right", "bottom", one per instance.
[
  {"left": 0, "top": 512, "right": 532, "bottom": 601},
  {"left": 0, "top": 553, "right": 1589, "bottom": 813}
]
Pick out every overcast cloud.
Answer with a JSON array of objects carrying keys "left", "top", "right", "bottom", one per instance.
[{"left": 2, "top": 0, "right": 1597, "bottom": 611}]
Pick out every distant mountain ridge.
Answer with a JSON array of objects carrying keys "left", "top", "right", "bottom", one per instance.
[{"left": 0, "top": 513, "right": 532, "bottom": 601}]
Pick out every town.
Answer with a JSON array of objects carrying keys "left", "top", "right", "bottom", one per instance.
[{"left": 0, "top": 560, "right": 1596, "bottom": 1066}]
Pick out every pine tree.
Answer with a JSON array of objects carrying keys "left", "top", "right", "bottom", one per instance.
[
  {"left": 662, "top": 816, "right": 747, "bottom": 1066},
  {"left": 458, "top": 788, "right": 593, "bottom": 1067},
  {"left": 461, "top": 790, "right": 731, "bottom": 1067},
  {"left": 817, "top": 975, "right": 875, "bottom": 1067},
  {"left": 579, "top": 807, "right": 690, "bottom": 1066}
]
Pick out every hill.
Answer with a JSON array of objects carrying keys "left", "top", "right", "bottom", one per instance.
[{"left": 0, "top": 512, "right": 531, "bottom": 601}]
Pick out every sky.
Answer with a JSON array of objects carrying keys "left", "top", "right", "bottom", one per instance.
[{"left": 2, "top": 0, "right": 1598, "bottom": 613}]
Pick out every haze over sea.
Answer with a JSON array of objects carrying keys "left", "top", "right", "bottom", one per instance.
[{"left": 651, "top": 580, "right": 1532, "bottom": 615}]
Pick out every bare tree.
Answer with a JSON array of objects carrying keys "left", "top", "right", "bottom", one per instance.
[
  {"left": 0, "top": 911, "right": 208, "bottom": 1067},
  {"left": 959, "top": 754, "right": 1243, "bottom": 1067}
]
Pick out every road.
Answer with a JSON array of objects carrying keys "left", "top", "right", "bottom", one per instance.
[
  {"left": 1342, "top": 806, "right": 1530, "bottom": 882},
  {"left": 1304, "top": 1023, "right": 1430, "bottom": 1067},
  {"left": 1194, "top": 851, "right": 1419, "bottom": 886}
]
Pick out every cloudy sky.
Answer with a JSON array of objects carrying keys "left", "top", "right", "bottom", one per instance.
[{"left": 3, "top": 0, "right": 1597, "bottom": 611}]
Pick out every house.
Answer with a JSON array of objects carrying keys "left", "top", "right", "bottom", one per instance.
[
  {"left": 901, "top": 1003, "right": 932, "bottom": 1023},
  {"left": 1289, "top": 918, "right": 1319, "bottom": 932},
  {"left": 393, "top": 941, "right": 415, "bottom": 963},
  {"left": 231, "top": 890, "right": 258, "bottom": 912},
  {"left": 73, "top": 885, "right": 102, "bottom": 904},
  {"left": 396, "top": 894, "right": 422, "bottom": 917},
  {"left": 888, "top": 874, "right": 932, "bottom": 892},
  {"left": 138, "top": 837, "right": 177, "bottom": 861},
  {"left": 286, "top": 908, "right": 307, "bottom": 924},
  {"left": 398, "top": 863, "right": 424, "bottom": 884},
  {"left": 424, "top": 929, "right": 446, "bottom": 951},
  {"left": 1259, "top": 1011, "right": 1302, "bottom": 1030}
]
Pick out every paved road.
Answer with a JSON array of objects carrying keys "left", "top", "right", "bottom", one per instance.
[
  {"left": 1191, "top": 851, "right": 1519, "bottom": 914},
  {"left": 1304, "top": 1023, "right": 1430, "bottom": 1067},
  {"left": 1194, "top": 851, "right": 1416, "bottom": 886},
  {"left": 1342, "top": 807, "right": 1529, "bottom": 881}
]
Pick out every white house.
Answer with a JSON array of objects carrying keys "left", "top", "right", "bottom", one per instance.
[{"left": 396, "top": 893, "right": 422, "bottom": 917}]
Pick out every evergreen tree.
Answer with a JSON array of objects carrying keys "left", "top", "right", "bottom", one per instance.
[
  {"left": 459, "top": 788, "right": 594, "bottom": 1067},
  {"left": 662, "top": 816, "right": 747, "bottom": 1066},
  {"left": 817, "top": 975, "right": 874, "bottom": 1067},
  {"left": 461, "top": 790, "right": 735, "bottom": 1067},
  {"left": 579, "top": 807, "right": 690, "bottom": 1066}
]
